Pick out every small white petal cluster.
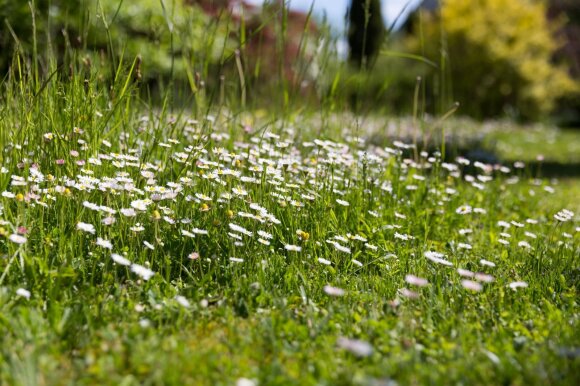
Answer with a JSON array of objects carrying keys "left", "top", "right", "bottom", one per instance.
[
  {"left": 284, "top": 244, "right": 302, "bottom": 252},
  {"left": 509, "top": 281, "right": 528, "bottom": 290},
  {"left": 337, "top": 337, "right": 373, "bottom": 357},
  {"left": 424, "top": 251, "right": 453, "bottom": 266},
  {"left": 554, "top": 209, "right": 574, "bottom": 222},
  {"left": 405, "top": 274, "right": 429, "bottom": 287},
  {"left": 8, "top": 234, "right": 27, "bottom": 244},
  {"left": 16, "top": 288, "right": 31, "bottom": 299},
  {"left": 77, "top": 222, "right": 96, "bottom": 234},
  {"left": 96, "top": 237, "right": 113, "bottom": 250},
  {"left": 323, "top": 285, "right": 345, "bottom": 296}
]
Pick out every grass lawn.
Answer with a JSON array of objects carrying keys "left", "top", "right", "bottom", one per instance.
[{"left": 0, "top": 74, "right": 578, "bottom": 385}]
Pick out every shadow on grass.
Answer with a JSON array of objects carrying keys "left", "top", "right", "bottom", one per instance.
[
  {"left": 461, "top": 146, "right": 580, "bottom": 178},
  {"left": 370, "top": 134, "right": 580, "bottom": 178},
  {"left": 521, "top": 161, "right": 580, "bottom": 178}
]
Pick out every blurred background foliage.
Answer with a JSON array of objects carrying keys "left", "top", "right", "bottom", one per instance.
[
  {"left": 0, "top": 0, "right": 579, "bottom": 122},
  {"left": 344, "top": 0, "right": 579, "bottom": 122},
  {"left": 404, "top": 0, "right": 579, "bottom": 121},
  {"left": 85, "top": 0, "right": 225, "bottom": 82},
  {"left": 1, "top": 0, "right": 234, "bottom": 91}
]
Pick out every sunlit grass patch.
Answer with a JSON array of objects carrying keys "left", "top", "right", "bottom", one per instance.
[{"left": 0, "top": 48, "right": 578, "bottom": 386}]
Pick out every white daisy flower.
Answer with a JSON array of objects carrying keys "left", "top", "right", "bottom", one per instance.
[
  {"left": 229, "top": 223, "right": 253, "bottom": 237},
  {"left": 8, "top": 234, "right": 27, "bottom": 244},
  {"left": 554, "top": 209, "right": 574, "bottom": 222},
  {"left": 130, "top": 224, "right": 145, "bottom": 232},
  {"left": 181, "top": 229, "right": 196, "bottom": 238},
  {"left": 328, "top": 241, "right": 351, "bottom": 254},
  {"left": 461, "top": 280, "right": 483, "bottom": 292},
  {"left": 131, "top": 264, "right": 155, "bottom": 280},
  {"left": 83, "top": 201, "right": 101, "bottom": 211},
  {"left": 480, "top": 259, "right": 496, "bottom": 267},
  {"left": 497, "top": 221, "right": 511, "bottom": 229},
  {"left": 456, "top": 205, "right": 472, "bottom": 215},
  {"left": 130, "top": 199, "right": 151, "bottom": 211},
  {"left": 399, "top": 288, "right": 419, "bottom": 299},
  {"left": 111, "top": 253, "right": 131, "bottom": 266},
  {"left": 236, "top": 378, "right": 257, "bottom": 386},
  {"left": 232, "top": 186, "right": 248, "bottom": 196},
  {"left": 257, "top": 230, "right": 273, "bottom": 239},
  {"left": 424, "top": 251, "right": 453, "bottom": 266},
  {"left": 364, "top": 243, "right": 378, "bottom": 251},
  {"left": 102, "top": 217, "right": 116, "bottom": 225},
  {"left": 96, "top": 237, "right": 113, "bottom": 250},
  {"left": 284, "top": 244, "right": 302, "bottom": 252},
  {"left": 16, "top": 288, "right": 31, "bottom": 299},
  {"left": 120, "top": 208, "right": 137, "bottom": 217},
  {"left": 191, "top": 228, "right": 208, "bottom": 235},
  {"left": 475, "top": 273, "right": 494, "bottom": 283},
  {"left": 509, "top": 281, "right": 528, "bottom": 290},
  {"left": 175, "top": 295, "right": 190, "bottom": 308},
  {"left": 457, "top": 268, "right": 475, "bottom": 277},
  {"left": 77, "top": 222, "right": 96, "bottom": 234},
  {"left": 394, "top": 232, "right": 413, "bottom": 241},
  {"left": 323, "top": 285, "right": 345, "bottom": 296},
  {"left": 337, "top": 337, "right": 373, "bottom": 357},
  {"left": 405, "top": 274, "right": 429, "bottom": 287}
]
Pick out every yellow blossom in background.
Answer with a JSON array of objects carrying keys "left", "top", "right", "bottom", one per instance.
[{"left": 406, "top": 0, "right": 578, "bottom": 119}]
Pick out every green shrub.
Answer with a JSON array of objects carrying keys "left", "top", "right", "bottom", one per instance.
[
  {"left": 404, "top": 0, "right": 579, "bottom": 119},
  {"left": 1, "top": 0, "right": 232, "bottom": 86},
  {"left": 86, "top": 0, "right": 232, "bottom": 82}
]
